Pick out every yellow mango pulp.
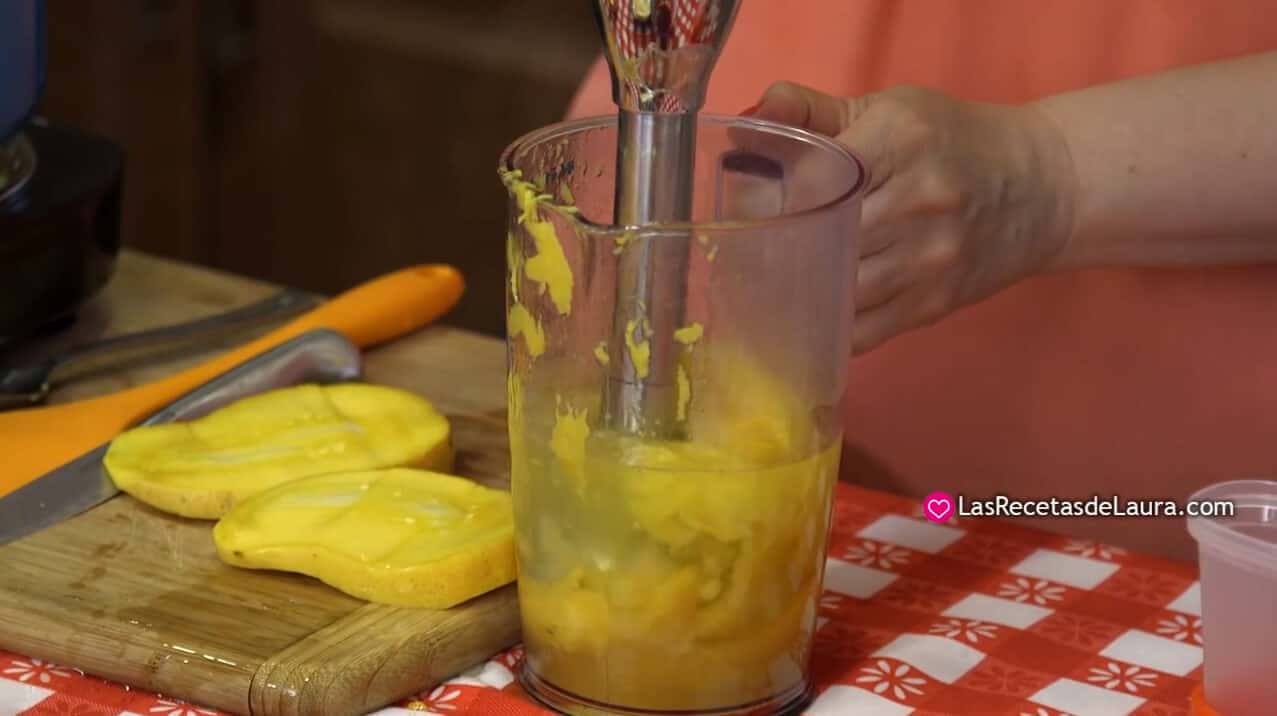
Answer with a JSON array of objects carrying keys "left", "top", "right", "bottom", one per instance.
[
  {"left": 213, "top": 468, "right": 515, "bottom": 609},
  {"left": 501, "top": 168, "right": 574, "bottom": 318},
  {"left": 510, "top": 348, "right": 839, "bottom": 711},
  {"left": 104, "top": 383, "right": 453, "bottom": 519}
]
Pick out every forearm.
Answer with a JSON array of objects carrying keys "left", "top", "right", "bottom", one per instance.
[{"left": 1033, "top": 50, "right": 1277, "bottom": 270}]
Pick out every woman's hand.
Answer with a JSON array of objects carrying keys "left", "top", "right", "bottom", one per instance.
[{"left": 747, "top": 82, "right": 1079, "bottom": 354}]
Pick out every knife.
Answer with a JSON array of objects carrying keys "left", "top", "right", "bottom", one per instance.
[
  {"left": 0, "top": 263, "right": 464, "bottom": 541},
  {"left": 0, "top": 330, "right": 363, "bottom": 545}
]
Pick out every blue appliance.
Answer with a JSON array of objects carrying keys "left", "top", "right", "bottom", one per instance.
[
  {"left": 0, "top": 0, "right": 45, "bottom": 143},
  {"left": 0, "top": 0, "right": 124, "bottom": 343}
]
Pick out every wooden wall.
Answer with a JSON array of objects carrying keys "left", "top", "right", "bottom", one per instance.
[{"left": 38, "top": 0, "right": 601, "bottom": 337}]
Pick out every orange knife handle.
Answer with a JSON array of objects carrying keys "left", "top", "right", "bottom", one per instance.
[
  {"left": 0, "top": 264, "right": 465, "bottom": 500},
  {"left": 126, "top": 262, "right": 467, "bottom": 404},
  {"left": 279, "top": 264, "right": 465, "bottom": 348}
]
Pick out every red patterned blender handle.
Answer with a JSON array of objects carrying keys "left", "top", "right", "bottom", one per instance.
[{"left": 593, "top": 0, "right": 741, "bottom": 113}]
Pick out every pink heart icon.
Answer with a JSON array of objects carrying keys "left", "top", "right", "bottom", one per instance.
[{"left": 922, "top": 492, "right": 954, "bottom": 523}]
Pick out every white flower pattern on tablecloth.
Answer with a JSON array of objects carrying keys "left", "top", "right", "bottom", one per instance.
[
  {"left": 1087, "top": 662, "right": 1158, "bottom": 693},
  {"left": 447, "top": 658, "right": 516, "bottom": 690},
  {"left": 997, "top": 577, "right": 1066, "bottom": 605},
  {"left": 423, "top": 685, "right": 464, "bottom": 712},
  {"left": 844, "top": 540, "right": 912, "bottom": 569},
  {"left": 1062, "top": 539, "right": 1127, "bottom": 561},
  {"left": 1155, "top": 614, "right": 1203, "bottom": 644},
  {"left": 854, "top": 660, "right": 927, "bottom": 700},
  {"left": 149, "top": 700, "right": 221, "bottom": 716},
  {"left": 2, "top": 657, "right": 76, "bottom": 684},
  {"left": 928, "top": 617, "right": 999, "bottom": 643}
]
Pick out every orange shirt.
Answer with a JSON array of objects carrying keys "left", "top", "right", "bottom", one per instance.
[{"left": 566, "top": 1, "right": 1277, "bottom": 559}]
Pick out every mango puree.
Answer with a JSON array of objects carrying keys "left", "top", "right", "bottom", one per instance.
[{"left": 509, "top": 353, "right": 838, "bottom": 711}]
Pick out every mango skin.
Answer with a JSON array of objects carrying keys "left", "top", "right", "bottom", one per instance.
[
  {"left": 104, "top": 383, "right": 453, "bottom": 519},
  {"left": 212, "top": 468, "right": 516, "bottom": 609}
]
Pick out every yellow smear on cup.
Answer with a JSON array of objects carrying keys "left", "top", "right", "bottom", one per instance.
[
  {"left": 626, "top": 319, "right": 652, "bottom": 380},
  {"left": 507, "top": 371, "right": 524, "bottom": 421},
  {"left": 523, "top": 215, "right": 573, "bottom": 317},
  {"left": 507, "top": 232, "right": 523, "bottom": 302},
  {"left": 551, "top": 401, "right": 590, "bottom": 494},
  {"left": 674, "top": 323, "right": 703, "bottom": 347},
  {"left": 502, "top": 168, "right": 574, "bottom": 316},
  {"left": 558, "top": 183, "right": 575, "bottom": 206},
  {"left": 508, "top": 304, "right": 545, "bottom": 357}
]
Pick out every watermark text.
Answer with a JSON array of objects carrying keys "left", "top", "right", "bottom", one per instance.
[{"left": 920, "top": 491, "right": 1235, "bottom": 523}]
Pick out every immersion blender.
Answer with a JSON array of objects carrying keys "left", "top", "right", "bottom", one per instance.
[{"left": 590, "top": 0, "right": 741, "bottom": 439}]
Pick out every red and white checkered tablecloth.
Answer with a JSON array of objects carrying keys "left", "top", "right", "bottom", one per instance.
[{"left": 0, "top": 482, "right": 1204, "bottom": 716}]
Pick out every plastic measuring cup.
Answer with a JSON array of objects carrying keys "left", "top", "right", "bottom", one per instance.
[
  {"left": 499, "top": 114, "right": 866, "bottom": 715},
  {"left": 1186, "top": 480, "right": 1277, "bottom": 715}
]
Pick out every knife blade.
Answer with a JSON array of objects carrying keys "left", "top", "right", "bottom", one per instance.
[
  {"left": 0, "top": 262, "right": 463, "bottom": 504},
  {"left": 0, "top": 329, "right": 362, "bottom": 546}
]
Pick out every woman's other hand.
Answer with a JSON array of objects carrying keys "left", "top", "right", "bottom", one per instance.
[{"left": 748, "top": 82, "right": 1078, "bottom": 354}]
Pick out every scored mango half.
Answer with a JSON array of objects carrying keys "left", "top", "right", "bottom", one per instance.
[
  {"left": 213, "top": 468, "right": 516, "bottom": 609},
  {"left": 103, "top": 383, "right": 453, "bottom": 519}
]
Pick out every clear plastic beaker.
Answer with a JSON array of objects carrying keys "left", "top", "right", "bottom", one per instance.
[
  {"left": 500, "top": 114, "right": 866, "bottom": 715},
  {"left": 1187, "top": 480, "right": 1277, "bottom": 716}
]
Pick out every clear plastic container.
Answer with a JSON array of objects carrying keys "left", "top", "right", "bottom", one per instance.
[
  {"left": 1186, "top": 480, "right": 1277, "bottom": 716},
  {"left": 498, "top": 114, "right": 866, "bottom": 715}
]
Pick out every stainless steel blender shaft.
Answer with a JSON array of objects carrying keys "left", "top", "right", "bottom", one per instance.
[
  {"left": 591, "top": 0, "right": 740, "bottom": 438},
  {"left": 607, "top": 111, "right": 694, "bottom": 437}
]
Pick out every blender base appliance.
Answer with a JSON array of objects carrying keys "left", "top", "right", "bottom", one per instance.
[
  {"left": 1, "top": 121, "right": 124, "bottom": 345},
  {"left": 1, "top": 0, "right": 124, "bottom": 347}
]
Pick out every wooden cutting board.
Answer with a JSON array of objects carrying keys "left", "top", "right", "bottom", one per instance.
[{"left": 0, "top": 252, "right": 521, "bottom": 716}]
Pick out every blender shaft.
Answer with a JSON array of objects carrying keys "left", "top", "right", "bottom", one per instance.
[
  {"left": 614, "top": 111, "right": 695, "bottom": 222},
  {"left": 589, "top": 0, "right": 742, "bottom": 438},
  {"left": 604, "top": 110, "right": 694, "bottom": 437}
]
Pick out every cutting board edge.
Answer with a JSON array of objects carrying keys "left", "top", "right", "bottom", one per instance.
[
  {"left": 248, "top": 586, "right": 522, "bottom": 716},
  {"left": 0, "top": 596, "right": 258, "bottom": 714}
]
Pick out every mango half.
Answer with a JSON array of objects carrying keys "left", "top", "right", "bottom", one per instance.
[
  {"left": 213, "top": 468, "right": 515, "bottom": 609},
  {"left": 104, "top": 383, "right": 453, "bottom": 519}
]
